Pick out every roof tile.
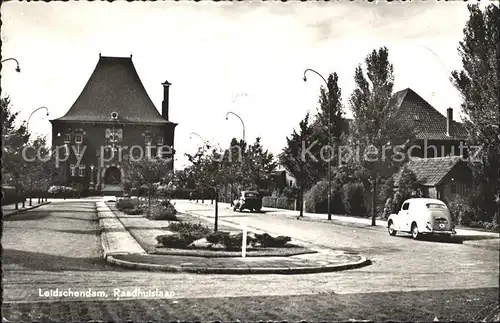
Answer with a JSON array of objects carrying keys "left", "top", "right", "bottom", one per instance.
[
  {"left": 394, "top": 156, "right": 463, "bottom": 186},
  {"left": 53, "top": 56, "right": 171, "bottom": 124},
  {"left": 391, "top": 88, "right": 468, "bottom": 140}
]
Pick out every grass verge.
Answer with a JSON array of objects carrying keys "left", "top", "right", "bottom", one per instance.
[{"left": 151, "top": 244, "right": 316, "bottom": 257}]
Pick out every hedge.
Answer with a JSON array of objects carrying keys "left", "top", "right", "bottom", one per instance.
[
  {"left": 304, "top": 180, "right": 345, "bottom": 214},
  {"left": 1, "top": 186, "right": 27, "bottom": 206},
  {"left": 262, "top": 196, "right": 297, "bottom": 210}
]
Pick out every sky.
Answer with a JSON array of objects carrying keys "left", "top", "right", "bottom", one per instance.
[{"left": 0, "top": 0, "right": 489, "bottom": 169}]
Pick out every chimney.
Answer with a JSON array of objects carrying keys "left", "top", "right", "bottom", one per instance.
[
  {"left": 446, "top": 107, "right": 453, "bottom": 136},
  {"left": 161, "top": 80, "right": 171, "bottom": 121}
]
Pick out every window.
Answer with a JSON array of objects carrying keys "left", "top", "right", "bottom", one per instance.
[
  {"left": 426, "top": 203, "right": 446, "bottom": 209},
  {"left": 145, "top": 135, "right": 151, "bottom": 145},
  {"left": 116, "top": 129, "right": 123, "bottom": 139},
  {"left": 70, "top": 164, "right": 76, "bottom": 177},
  {"left": 402, "top": 203, "right": 410, "bottom": 211},
  {"left": 450, "top": 183, "right": 457, "bottom": 194},
  {"left": 64, "top": 134, "right": 71, "bottom": 143},
  {"left": 157, "top": 136, "right": 163, "bottom": 145},
  {"left": 105, "top": 129, "right": 112, "bottom": 138},
  {"left": 75, "top": 134, "right": 83, "bottom": 144},
  {"left": 79, "top": 165, "right": 85, "bottom": 177}
]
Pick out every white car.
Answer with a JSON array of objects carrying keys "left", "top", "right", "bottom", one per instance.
[{"left": 387, "top": 198, "right": 456, "bottom": 239}]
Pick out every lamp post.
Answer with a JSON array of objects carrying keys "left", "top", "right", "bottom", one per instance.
[
  {"left": 27, "top": 106, "right": 49, "bottom": 133},
  {"left": 303, "top": 68, "right": 332, "bottom": 221},
  {"left": 189, "top": 132, "right": 206, "bottom": 151},
  {"left": 225, "top": 111, "right": 245, "bottom": 143},
  {"left": 1, "top": 58, "right": 21, "bottom": 72}
]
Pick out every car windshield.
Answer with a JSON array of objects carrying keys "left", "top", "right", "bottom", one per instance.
[
  {"left": 245, "top": 192, "right": 257, "bottom": 198},
  {"left": 426, "top": 203, "right": 446, "bottom": 209}
]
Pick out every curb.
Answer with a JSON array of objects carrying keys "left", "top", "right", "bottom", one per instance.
[
  {"left": 104, "top": 202, "right": 152, "bottom": 253},
  {"left": 106, "top": 254, "right": 371, "bottom": 274},
  {"left": 2, "top": 201, "right": 51, "bottom": 219},
  {"left": 96, "top": 201, "right": 147, "bottom": 259}
]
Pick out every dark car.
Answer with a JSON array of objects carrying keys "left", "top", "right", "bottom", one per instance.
[{"left": 233, "top": 191, "right": 262, "bottom": 212}]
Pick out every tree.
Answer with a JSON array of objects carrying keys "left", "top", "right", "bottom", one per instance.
[
  {"left": 310, "top": 72, "right": 346, "bottom": 182},
  {"left": 185, "top": 142, "right": 214, "bottom": 202},
  {"left": 451, "top": 4, "right": 499, "bottom": 223},
  {"left": 279, "top": 112, "right": 315, "bottom": 216},
  {"left": 349, "top": 47, "right": 416, "bottom": 226},
  {"left": 242, "top": 137, "right": 277, "bottom": 192},
  {"left": 121, "top": 156, "right": 174, "bottom": 216},
  {"left": 223, "top": 138, "right": 247, "bottom": 202},
  {"left": 1, "top": 97, "right": 31, "bottom": 209},
  {"left": 24, "top": 136, "right": 54, "bottom": 205}
]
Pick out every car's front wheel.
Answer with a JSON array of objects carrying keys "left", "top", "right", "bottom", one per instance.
[
  {"left": 388, "top": 221, "right": 397, "bottom": 236},
  {"left": 411, "top": 223, "right": 420, "bottom": 240}
]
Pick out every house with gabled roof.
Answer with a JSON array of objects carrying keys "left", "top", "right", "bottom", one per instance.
[
  {"left": 50, "top": 55, "right": 177, "bottom": 195},
  {"left": 394, "top": 156, "right": 474, "bottom": 202},
  {"left": 387, "top": 88, "right": 474, "bottom": 202}
]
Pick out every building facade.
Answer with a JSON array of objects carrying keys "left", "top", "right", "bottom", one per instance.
[{"left": 50, "top": 55, "right": 177, "bottom": 195}]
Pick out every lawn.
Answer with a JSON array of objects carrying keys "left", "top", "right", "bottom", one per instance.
[{"left": 2, "top": 287, "right": 498, "bottom": 322}]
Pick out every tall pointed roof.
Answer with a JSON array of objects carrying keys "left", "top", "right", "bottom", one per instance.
[
  {"left": 388, "top": 88, "right": 468, "bottom": 140},
  {"left": 53, "top": 55, "right": 171, "bottom": 124}
]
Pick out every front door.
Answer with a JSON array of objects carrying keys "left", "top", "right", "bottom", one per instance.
[{"left": 104, "top": 166, "right": 121, "bottom": 185}]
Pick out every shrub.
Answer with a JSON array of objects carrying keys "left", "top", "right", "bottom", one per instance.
[
  {"left": 448, "top": 195, "right": 476, "bottom": 226},
  {"left": 221, "top": 233, "right": 253, "bottom": 250},
  {"left": 167, "top": 222, "right": 211, "bottom": 239},
  {"left": 253, "top": 233, "right": 291, "bottom": 247},
  {"left": 382, "top": 197, "right": 394, "bottom": 219},
  {"left": 262, "top": 196, "right": 296, "bottom": 210},
  {"left": 149, "top": 208, "right": 178, "bottom": 221},
  {"left": 156, "top": 233, "right": 196, "bottom": 248},
  {"left": 304, "top": 181, "right": 345, "bottom": 214},
  {"left": 116, "top": 198, "right": 135, "bottom": 211},
  {"left": 206, "top": 231, "right": 230, "bottom": 245},
  {"left": 146, "top": 200, "right": 178, "bottom": 220},
  {"left": 342, "top": 182, "right": 367, "bottom": 217}
]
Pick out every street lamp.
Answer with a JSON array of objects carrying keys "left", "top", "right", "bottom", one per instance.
[
  {"left": 303, "top": 68, "right": 333, "bottom": 221},
  {"left": 27, "top": 106, "right": 49, "bottom": 133},
  {"left": 189, "top": 132, "right": 206, "bottom": 151},
  {"left": 1, "top": 58, "right": 21, "bottom": 72},
  {"left": 225, "top": 111, "right": 245, "bottom": 142}
]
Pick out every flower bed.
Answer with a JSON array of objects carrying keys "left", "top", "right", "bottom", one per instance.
[{"left": 154, "top": 221, "right": 316, "bottom": 257}]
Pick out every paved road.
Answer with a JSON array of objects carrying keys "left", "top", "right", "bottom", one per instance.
[
  {"left": 2, "top": 199, "right": 498, "bottom": 305},
  {"left": 175, "top": 201, "right": 500, "bottom": 293}
]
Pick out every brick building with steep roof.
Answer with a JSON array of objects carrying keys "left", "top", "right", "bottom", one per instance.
[
  {"left": 50, "top": 55, "right": 177, "bottom": 195},
  {"left": 388, "top": 88, "right": 473, "bottom": 202}
]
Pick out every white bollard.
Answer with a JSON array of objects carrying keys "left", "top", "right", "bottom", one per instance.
[{"left": 241, "top": 222, "right": 247, "bottom": 258}]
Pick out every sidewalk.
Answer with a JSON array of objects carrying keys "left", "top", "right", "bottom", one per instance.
[
  {"left": 96, "top": 199, "right": 371, "bottom": 274},
  {"left": 1, "top": 200, "right": 51, "bottom": 218},
  {"left": 180, "top": 200, "right": 500, "bottom": 238}
]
